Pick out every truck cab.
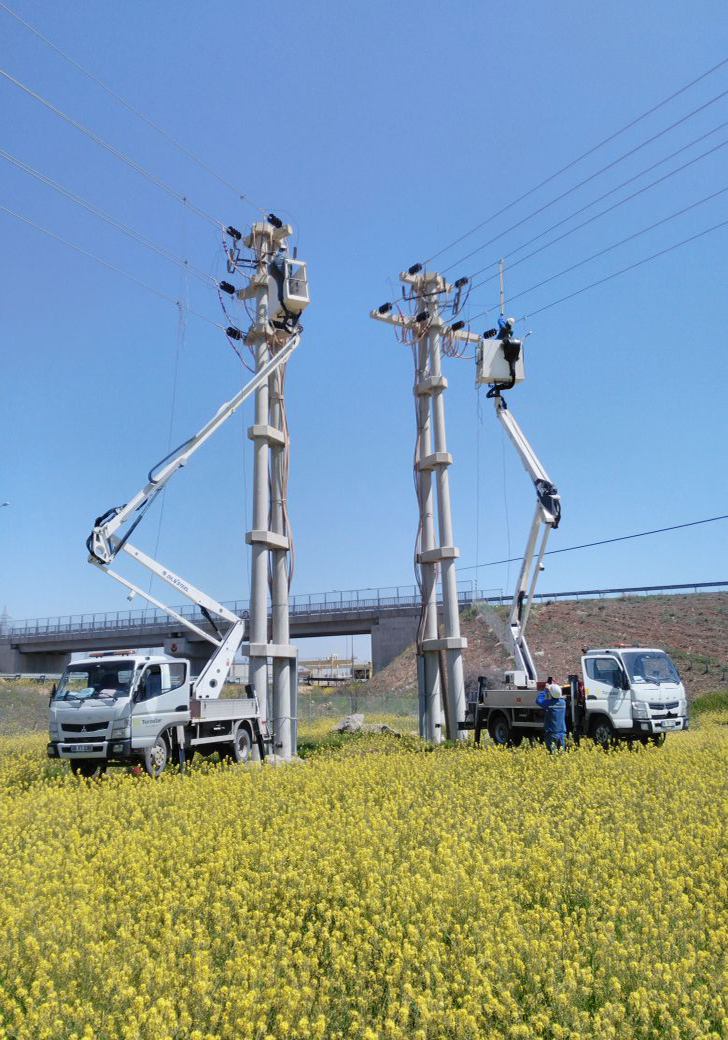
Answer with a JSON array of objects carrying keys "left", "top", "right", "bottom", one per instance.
[
  {"left": 581, "top": 646, "right": 689, "bottom": 743},
  {"left": 48, "top": 652, "right": 191, "bottom": 775}
]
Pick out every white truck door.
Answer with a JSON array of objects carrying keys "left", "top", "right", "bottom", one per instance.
[
  {"left": 582, "top": 655, "right": 632, "bottom": 731},
  {"left": 131, "top": 662, "right": 189, "bottom": 749}
]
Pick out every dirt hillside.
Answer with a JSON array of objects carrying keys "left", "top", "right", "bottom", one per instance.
[{"left": 364, "top": 592, "right": 728, "bottom": 700}]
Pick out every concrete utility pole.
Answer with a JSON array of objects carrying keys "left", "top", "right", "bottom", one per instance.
[
  {"left": 239, "top": 219, "right": 300, "bottom": 760},
  {"left": 371, "top": 267, "right": 470, "bottom": 743}
]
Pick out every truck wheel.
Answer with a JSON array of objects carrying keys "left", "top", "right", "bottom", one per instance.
[
  {"left": 591, "top": 717, "right": 614, "bottom": 748},
  {"left": 143, "top": 734, "right": 169, "bottom": 778},
  {"left": 489, "top": 713, "right": 513, "bottom": 746},
  {"left": 70, "top": 760, "right": 107, "bottom": 778},
  {"left": 231, "top": 725, "right": 252, "bottom": 764}
]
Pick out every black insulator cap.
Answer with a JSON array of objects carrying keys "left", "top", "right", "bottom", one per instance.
[
  {"left": 483, "top": 327, "right": 498, "bottom": 339},
  {"left": 454, "top": 277, "right": 469, "bottom": 288},
  {"left": 378, "top": 302, "right": 393, "bottom": 314},
  {"left": 267, "top": 213, "right": 283, "bottom": 229},
  {"left": 219, "top": 281, "right": 235, "bottom": 296},
  {"left": 408, "top": 263, "right": 423, "bottom": 276},
  {"left": 450, "top": 320, "right": 465, "bottom": 332},
  {"left": 226, "top": 326, "right": 243, "bottom": 340},
  {"left": 226, "top": 225, "right": 242, "bottom": 241},
  {"left": 415, "top": 311, "right": 428, "bottom": 323}
]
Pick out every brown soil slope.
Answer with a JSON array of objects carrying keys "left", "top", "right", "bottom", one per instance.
[{"left": 364, "top": 593, "right": 728, "bottom": 700}]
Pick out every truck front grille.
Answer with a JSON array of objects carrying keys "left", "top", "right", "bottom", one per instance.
[
  {"left": 649, "top": 702, "right": 679, "bottom": 711},
  {"left": 61, "top": 722, "right": 108, "bottom": 734}
]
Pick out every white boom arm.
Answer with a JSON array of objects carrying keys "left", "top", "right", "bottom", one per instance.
[
  {"left": 494, "top": 394, "right": 561, "bottom": 687},
  {"left": 86, "top": 332, "right": 300, "bottom": 698}
]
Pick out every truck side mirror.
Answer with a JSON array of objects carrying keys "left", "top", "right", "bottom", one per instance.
[
  {"left": 49, "top": 682, "right": 57, "bottom": 706},
  {"left": 621, "top": 672, "right": 631, "bottom": 691}
]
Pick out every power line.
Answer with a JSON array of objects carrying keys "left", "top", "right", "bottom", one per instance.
[
  {"left": 0, "top": 67, "right": 224, "bottom": 229},
  {"left": 465, "top": 215, "right": 728, "bottom": 327},
  {"left": 466, "top": 184, "right": 728, "bottom": 317},
  {"left": 0, "top": 203, "right": 227, "bottom": 330},
  {"left": 466, "top": 122, "right": 728, "bottom": 289},
  {"left": 459, "top": 514, "right": 728, "bottom": 572},
  {"left": 441, "top": 85, "right": 728, "bottom": 276},
  {"left": 0, "top": 146, "right": 219, "bottom": 287},
  {"left": 422, "top": 56, "right": 728, "bottom": 267},
  {"left": 0, "top": 0, "right": 266, "bottom": 215}
]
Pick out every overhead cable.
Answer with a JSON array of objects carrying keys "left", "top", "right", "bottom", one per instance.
[
  {"left": 466, "top": 184, "right": 728, "bottom": 316},
  {"left": 0, "top": 67, "right": 224, "bottom": 229},
  {"left": 459, "top": 514, "right": 728, "bottom": 572},
  {"left": 0, "top": 0, "right": 266, "bottom": 215},
  {"left": 0, "top": 146, "right": 218, "bottom": 287},
  {"left": 422, "top": 56, "right": 728, "bottom": 267},
  {"left": 466, "top": 216, "right": 728, "bottom": 326},
  {"left": 466, "top": 123, "right": 728, "bottom": 288},
  {"left": 0, "top": 203, "right": 227, "bottom": 330},
  {"left": 440, "top": 86, "right": 728, "bottom": 275}
]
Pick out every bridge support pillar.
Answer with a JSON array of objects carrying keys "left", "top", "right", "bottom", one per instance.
[
  {"left": 163, "top": 638, "right": 214, "bottom": 680},
  {"left": 371, "top": 615, "right": 419, "bottom": 675},
  {"left": 0, "top": 642, "right": 70, "bottom": 676}
]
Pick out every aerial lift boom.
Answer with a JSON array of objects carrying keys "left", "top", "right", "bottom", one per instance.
[
  {"left": 86, "top": 332, "right": 300, "bottom": 699},
  {"left": 494, "top": 394, "right": 560, "bottom": 687},
  {"left": 475, "top": 317, "right": 560, "bottom": 689}
]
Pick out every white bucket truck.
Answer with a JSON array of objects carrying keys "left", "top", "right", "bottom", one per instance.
[
  {"left": 48, "top": 326, "right": 304, "bottom": 776},
  {"left": 468, "top": 647, "right": 689, "bottom": 748},
  {"left": 464, "top": 319, "right": 688, "bottom": 746},
  {"left": 48, "top": 650, "right": 273, "bottom": 777}
]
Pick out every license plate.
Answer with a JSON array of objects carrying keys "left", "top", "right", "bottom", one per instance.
[{"left": 67, "top": 744, "right": 95, "bottom": 753}]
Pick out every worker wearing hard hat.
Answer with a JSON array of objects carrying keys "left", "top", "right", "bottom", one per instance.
[{"left": 536, "top": 677, "right": 567, "bottom": 752}]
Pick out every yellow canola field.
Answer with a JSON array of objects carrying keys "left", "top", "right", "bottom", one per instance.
[{"left": 0, "top": 721, "right": 727, "bottom": 1040}]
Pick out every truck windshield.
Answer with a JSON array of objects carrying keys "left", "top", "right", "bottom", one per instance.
[
  {"left": 55, "top": 663, "right": 135, "bottom": 701},
  {"left": 622, "top": 652, "right": 680, "bottom": 686}
]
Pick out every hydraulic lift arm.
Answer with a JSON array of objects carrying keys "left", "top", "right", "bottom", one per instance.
[
  {"left": 494, "top": 394, "right": 561, "bottom": 688},
  {"left": 86, "top": 332, "right": 300, "bottom": 698}
]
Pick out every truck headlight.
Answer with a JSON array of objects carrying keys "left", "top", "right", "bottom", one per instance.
[
  {"left": 632, "top": 701, "right": 649, "bottom": 719},
  {"left": 49, "top": 723, "right": 59, "bottom": 739},
  {"left": 111, "top": 721, "right": 128, "bottom": 738}
]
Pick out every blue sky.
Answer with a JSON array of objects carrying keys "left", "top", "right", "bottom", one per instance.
[{"left": 1, "top": 0, "right": 726, "bottom": 660}]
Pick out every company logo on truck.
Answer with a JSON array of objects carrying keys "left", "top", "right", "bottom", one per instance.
[{"left": 162, "top": 571, "right": 189, "bottom": 593}]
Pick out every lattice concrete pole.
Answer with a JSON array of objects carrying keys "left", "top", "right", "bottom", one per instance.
[
  {"left": 269, "top": 362, "right": 293, "bottom": 760},
  {"left": 424, "top": 273, "right": 467, "bottom": 741},
  {"left": 415, "top": 328, "right": 444, "bottom": 743},
  {"left": 246, "top": 221, "right": 273, "bottom": 733}
]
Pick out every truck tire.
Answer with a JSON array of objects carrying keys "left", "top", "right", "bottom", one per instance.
[
  {"left": 489, "top": 712, "right": 518, "bottom": 747},
  {"left": 591, "top": 716, "right": 614, "bottom": 748},
  {"left": 70, "top": 760, "right": 107, "bottom": 778},
  {"left": 231, "top": 724, "right": 252, "bottom": 764},
  {"left": 143, "top": 733, "right": 169, "bottom": 778}
]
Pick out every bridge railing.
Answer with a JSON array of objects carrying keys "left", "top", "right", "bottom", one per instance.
[
  {"left": 4, "top": 580, "right": 726, "bottom": 639},
  {"left": 3, "top": 582, "right": 483, "bottom": 638}
]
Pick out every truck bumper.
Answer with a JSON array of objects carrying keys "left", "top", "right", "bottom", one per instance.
[
  {"left": 632, "top": 718, "right": 688, "bottom": 735},
  {"left": 47, "top": 739, "right": 134, "bottom": 760}
]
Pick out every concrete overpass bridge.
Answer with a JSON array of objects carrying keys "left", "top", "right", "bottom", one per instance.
[
  {"left": 2, "top": 580, "right": 724, "bottom": 677},
  {"left": 0, "top": 583, "right": 480, "bottom": 676}
]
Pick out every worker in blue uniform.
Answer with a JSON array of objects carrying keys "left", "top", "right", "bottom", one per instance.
[{"left": 536, "top": 676, "right": 567, "bottom": 752}]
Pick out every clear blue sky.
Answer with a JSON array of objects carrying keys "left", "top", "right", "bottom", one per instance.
[{"left": 1, "top": 0, "right": 726, "bottom": 661}]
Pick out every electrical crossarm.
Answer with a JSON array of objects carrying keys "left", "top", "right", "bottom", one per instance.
[{"left": 86, "top": 332, "right": 300, "bottom": 698}]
